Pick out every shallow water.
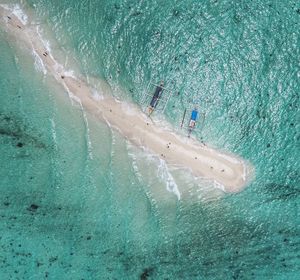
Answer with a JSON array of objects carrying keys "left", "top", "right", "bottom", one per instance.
[{"left": 0, "top": 1, "right": 299, "bottom": 279}]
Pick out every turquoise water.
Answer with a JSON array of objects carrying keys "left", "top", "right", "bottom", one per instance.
[{"left": 1, "top": 0, "right": 299, "bottom": 279}]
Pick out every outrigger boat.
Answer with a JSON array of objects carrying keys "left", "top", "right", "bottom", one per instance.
[
  {"left": 141, "top": 80, "right": 173, "bottom": 116},
  {"left": 148, "top": 81, "right": 164, "bottom": 116},
  {"left": 188, "top": 108, "right": 198, "bottom": 137}
]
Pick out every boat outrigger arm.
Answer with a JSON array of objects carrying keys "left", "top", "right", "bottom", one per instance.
[
  {"left": 188, "top": 108, "right": 198, "bottom": 137},
  {"left": 148, "top": 81, "right": 164, "bottom": 116}
]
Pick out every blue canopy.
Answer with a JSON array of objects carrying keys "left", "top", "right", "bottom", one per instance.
[{"left": 191, "top": 109, "right": 198, "bottom": 121}]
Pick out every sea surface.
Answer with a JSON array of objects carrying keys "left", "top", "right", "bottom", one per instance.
[{"left": 0, "top": 0, "right": 299, "bottom": 279}]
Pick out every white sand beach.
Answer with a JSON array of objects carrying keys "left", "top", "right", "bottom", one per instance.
[{"left": 0, "top": 6, "right": 252, "bottom": 193}]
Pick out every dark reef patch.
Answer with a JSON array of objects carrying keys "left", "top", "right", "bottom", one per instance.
[
  {"left": 132, "top": 11, "right": 142, "bottom": 17},
  {"left": 0, "top": 113, "right": 47, "bottom": 149},
  {"left": 263, "top": 183, "right": 300, "bottom": 201},
  {"left": 49, "top": 256, "right": 58, "bottom": 263},
  {"left": 140, "top": 267, "right": 154, "bottom": 280},
  {"left": 27, "top": 204, "right": 39, "bottom": 212},
  {"left": 16, "top": 142, "right": 24, "bottom": 148}
]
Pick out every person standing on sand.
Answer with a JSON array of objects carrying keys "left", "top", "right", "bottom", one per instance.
[{"left": 148, "top": 81, "right": 164, "bottom": 115}]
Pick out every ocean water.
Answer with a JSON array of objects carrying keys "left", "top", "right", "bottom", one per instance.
[{"left": 0, "top": 0, "right": 299, "bottom": 279}]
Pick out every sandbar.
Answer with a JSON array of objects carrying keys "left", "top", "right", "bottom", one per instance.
[{"left": 0, "top": 6, "right": 252, "bottom": 193}]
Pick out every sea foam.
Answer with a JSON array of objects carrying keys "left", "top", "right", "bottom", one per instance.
[
  {"left": 0, "top": 4, "right": 28, "bottom": 25},
  {"left": 31, "top": 48, "right": 47, "bottom": 75},
  {"left": 157, "top": 159, "right": 181, "bottom": 200}
]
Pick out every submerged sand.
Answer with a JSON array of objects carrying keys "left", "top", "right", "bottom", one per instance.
[{"left": 0, "top": 6, "right": 252, "bottom": 193}]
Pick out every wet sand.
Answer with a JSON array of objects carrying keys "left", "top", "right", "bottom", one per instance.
[{"left": 0, "top": 6, "right": 252, "bottom": 193}]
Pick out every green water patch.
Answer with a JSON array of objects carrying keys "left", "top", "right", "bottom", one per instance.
[
  {"left": 1, "top": 1, "right": 300, "bottom": 279},
  {"left": 0, "top": 113, "right": 47, "bottom": 149},
  {"left": 0, "top": 29, "right": 110, "bottom": 279}
]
